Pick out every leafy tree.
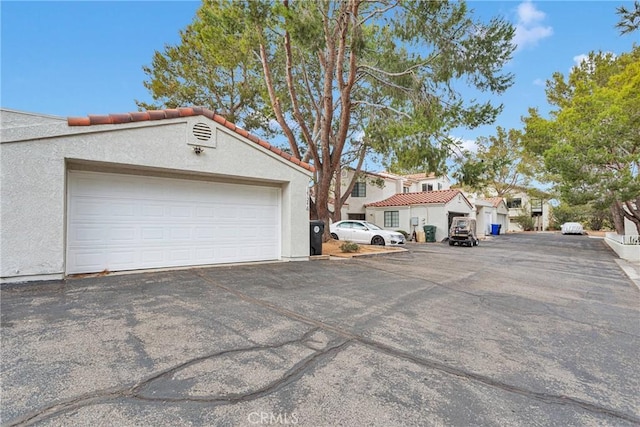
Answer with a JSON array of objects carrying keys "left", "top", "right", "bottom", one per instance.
[
  {"left": 549, "top": 202, "right": 613, "bottom": 231},
  {"left": 616, "top": 0, "right": 640, "bottom": 34},
  {"left": 522, "top": 47, "right": 640, "bottom": 234},
  {"left": 139, "top": 0, "right": 515, "bottom": 234},
  {"left": 452, "top": 127, "right": 539, "bottom": 196}
]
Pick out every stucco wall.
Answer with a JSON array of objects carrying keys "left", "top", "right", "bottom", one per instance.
[
  {"left": 1, "top": 116, "right": 312, "bottom": 282},
  {"left": 366, "top": 197, "right": 472, "bottom": 243},
  {"left": 340, "top": 170, "right": 397, "bottom": 217}
]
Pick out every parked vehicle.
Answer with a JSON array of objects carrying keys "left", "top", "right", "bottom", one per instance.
[
  {"left": 330, "top": 220, "right": 405, "bottom": 246},
  {"left": 449, "top": 217, "right": 479, "bottom": 247},
  {"left": 561, "top": 222, "right": 584, "bottom": 235}
]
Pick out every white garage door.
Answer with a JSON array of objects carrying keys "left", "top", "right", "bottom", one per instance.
[{"left": 67, "top": 171, "right": 280, "bottom": 274}]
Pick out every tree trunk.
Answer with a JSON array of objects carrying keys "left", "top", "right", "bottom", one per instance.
[
  {"left": 315, "top": 168, "right": 334, "bottom": 242},
  {"left": 622, "top": 198, "right": 640, "bottom": 235},
  {"left": 610, "top": 201, "right": 626, "bottom": 235}
]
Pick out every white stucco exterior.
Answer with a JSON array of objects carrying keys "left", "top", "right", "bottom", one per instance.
[
  {"left": 506, "top": 190, "right": 551, "bottom": 232},
  {"left": 1, "top": 109, "right": 313, "bottom": 283},
  {"left": 366, "top": 192, "right": 473, "bottom": 242},
  {"left": 339, "top": 170, "right": 400, "bottom": 219}
]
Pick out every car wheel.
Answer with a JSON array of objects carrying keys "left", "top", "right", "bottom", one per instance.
[
  {"left": 371, "top": 236, "right": 385, "bottom": 246},
  {"left": 449, "top": 240, "right": 454, "bottom": 246},
  {"left": 331, "top": 233, "right": 339, "bottom": 240},
  {"left": 475, "top": 239, "right": 479, "bottom": 246}
]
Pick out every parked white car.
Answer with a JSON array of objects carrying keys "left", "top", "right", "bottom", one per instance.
[
  {"left": 561, "top": 222, "right": 584, "bottom": 235},
  {"left": 330, "top": 220, "right": 405, "bottom": 246}
]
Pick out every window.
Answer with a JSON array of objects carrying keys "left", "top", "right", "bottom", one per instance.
[
  {"left": 351, "top": 222, "right": 367, "bottom": 230},
  {"left": 351, "top": 182, "right": 366, "bottom": 197},
  {"left": 507, "top": 198, "right": 522, "bottom": 209},
  {"left": 422, "top": 183, "right": 433, "bottom": 192},
  {"left": 384, "top": 211, "right": 399, "bottom": 228},
  {"left": 437, "top": 182, "right": 442, "bottom": 190},
  {"left": 348, "top": 213, "right": 366, "bottom": 220},
  {"left": 403, "top": 187, "right": 410, "bottom": 193}
]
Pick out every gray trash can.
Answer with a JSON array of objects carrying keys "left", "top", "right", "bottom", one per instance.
[{"left": 310, "top": 220, "right": 324, "bottom": 255}]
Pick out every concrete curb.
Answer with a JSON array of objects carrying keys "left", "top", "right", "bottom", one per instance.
[
  {"left": 614, "top": 259, "right": 640, "bottom": 291},
  {"left": 328, "top": 247, "right": 409, "bottom": 259}
]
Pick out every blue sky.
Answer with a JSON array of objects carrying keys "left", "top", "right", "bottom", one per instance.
[{"left": 1, "top": 1, "right": 637, "bottom": 154}]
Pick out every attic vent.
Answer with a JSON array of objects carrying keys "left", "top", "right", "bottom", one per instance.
[{"left": 192, "top": 122, "right": 212, "bottom": 141}]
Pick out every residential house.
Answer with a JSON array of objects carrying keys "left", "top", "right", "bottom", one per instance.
[
  {"left": 401, "top": 172, "right": 451, "bottom": 193},
  {"left": 504, "top": 189, "right": 551, "bottom": 231},
  {"left": 338, "top": 169, "right": 404, "bottom": 220},
  {"left": 339, "top": 170, "right": 451, "bottom": 221},
  {"left": 365, "top": 189, "right": 474, "bottom": 242},
  {"left": 1, "top": 108, "right": 313, "bottom": 284},
  {"left": 473, "top": 197, "right": 510, "bottom": 236}
]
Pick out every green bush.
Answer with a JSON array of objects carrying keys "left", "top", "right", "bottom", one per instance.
[
  {"left": 513, "top": 214, "right": 535, "bottom": 231},
  {"left": 340, "top": 241, "right": 360, "bottom": 253}
]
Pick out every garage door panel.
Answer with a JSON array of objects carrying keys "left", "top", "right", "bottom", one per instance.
[{"left": 67, "top": 172, "right": 281, "bottom": 274}]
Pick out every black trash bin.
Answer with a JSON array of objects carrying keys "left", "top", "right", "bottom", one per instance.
[{"left": 310, "top": 220, "right": 324, "bottom": 255}]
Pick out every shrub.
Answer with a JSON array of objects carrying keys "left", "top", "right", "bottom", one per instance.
[
  {"left": 339, "top": 241, "right": 360, "bottom": 253},
  {"left": 513, "top": 214, "right": 535, "bottom": 231}
]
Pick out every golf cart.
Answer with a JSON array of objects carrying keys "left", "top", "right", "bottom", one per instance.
[{"left": 449, "top": 217, "right": 479, "bottom": 247}]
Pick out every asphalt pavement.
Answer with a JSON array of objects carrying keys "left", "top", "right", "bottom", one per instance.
[{"left": 1, "top": 233, "right": 639, "bottom": 426}]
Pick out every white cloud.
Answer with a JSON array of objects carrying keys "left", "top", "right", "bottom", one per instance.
[
  {"left": 533, "top": 78, "right": 545, "bottom": 87},
  {"left": 517, "top": 1, "right": 546, "bottom": 25},
  {"left": 460, "top": 138, "right": 479, "bottom": 154},
  {"left": 513, "top": 1, "right": 553, "bottom": 51},
  {"left": 572, "top": 54, "right": 589, "bottom": 67},
  {"left": 449, "top": 137, "right": 479, "bottom": 157},
  {"left": 570, "top": 52, "right": 616, "bottom": 73}
]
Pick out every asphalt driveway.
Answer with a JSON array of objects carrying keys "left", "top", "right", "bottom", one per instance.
[{"left": 2, "top": 233, "right": 639, "bottom": 426}]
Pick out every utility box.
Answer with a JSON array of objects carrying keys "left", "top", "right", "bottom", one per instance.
[{"left": 310, "top": 220, "right": 324, "bottom": 255}]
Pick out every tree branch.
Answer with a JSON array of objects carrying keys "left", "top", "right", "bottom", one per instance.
[
  {"left": 258, "top": 41, "right": 301, "bottom": 159},
  {"left": 351, "top": 100, "right": 412, "bottom": 119},
  {"left": 283, "top": 0, "right": 318, "bottom": 164}
]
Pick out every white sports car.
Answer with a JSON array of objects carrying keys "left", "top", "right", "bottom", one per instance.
[
  {"left": 561, "top": 222, "right": 584, "bottom": 235},
  {"left": 330, "top": 220, "right": 405, "bottom": 246}
]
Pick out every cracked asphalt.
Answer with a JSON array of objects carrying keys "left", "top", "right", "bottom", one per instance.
[{"left": 1, "top": 233, "right": 639, "bottom": 426}]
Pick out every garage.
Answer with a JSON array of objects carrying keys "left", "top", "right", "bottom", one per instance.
[
  {"left": 67, "top": 171, "right": 280, "bottom": 274},
  {"left": 1, "top": 107, "right": 313, "bottom": 284}
]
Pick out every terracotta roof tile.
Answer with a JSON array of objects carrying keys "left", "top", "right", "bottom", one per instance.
[
  {"left": 366, "top": 189, "right": 463, "bottom": 207},
  {"left": 485, "top": 197, "right": 506, "bottom": 208},
  {"left": 67, "top": 108, "right": 314, "bottom": 173},
  {"left": 402, "top": 172, "right": 437, "bottom": 180}
]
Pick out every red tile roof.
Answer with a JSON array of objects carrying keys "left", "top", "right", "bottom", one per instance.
[
  {"left": 365, "top": 189, "right": 463, "bottom": 207},
  {"left": 402, "top": 172, "right": 437, "bottom": 180},
  {"left": 485, "top": 197, "right": 506, "bottom": 208},
  {"left": 67, "top": 107, "right": 314, "bottom": 173}
]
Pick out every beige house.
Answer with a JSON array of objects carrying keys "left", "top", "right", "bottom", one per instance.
[{"left": 1, "top": 107, "right": 313, "bottom": 284}]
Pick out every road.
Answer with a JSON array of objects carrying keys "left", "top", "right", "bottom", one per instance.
[{"left": 1, "top": 233, "right": 639, "bottom": 426}]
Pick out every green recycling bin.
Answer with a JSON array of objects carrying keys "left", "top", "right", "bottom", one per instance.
[{"left": 423, "top": 225, "right": 436, "bottom": 242}]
